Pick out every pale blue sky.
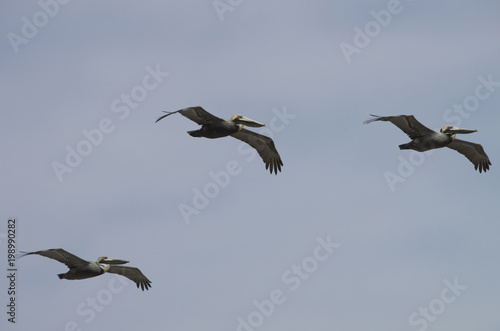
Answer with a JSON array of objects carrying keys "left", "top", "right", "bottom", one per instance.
[{"left": 1, "top": 1, "right": 499, "bottom": 330}]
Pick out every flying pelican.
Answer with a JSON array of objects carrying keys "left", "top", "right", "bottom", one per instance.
[
  {"left": 19, "top": 248, "right": 151, "bottom": 290},
  {"left": 156, "top": 106, "right": 283, "bottom": 174},
  {"left": 364, "top": 114, "right": 491, "bottom": 173}
]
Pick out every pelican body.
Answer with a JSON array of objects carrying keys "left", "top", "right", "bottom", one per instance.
[
  {"left": 364, "top": 114, "right": 491, "bottom": 172},
  {"left": 184, "top": 114, "right": 260, "bottom": 139},
  {"left": 156, "top": 106, "right": 283, "bottom": 174},
  {"left": 20, "top": 248, "right": 152, "bottom": 290},
  {"left": 398, "top": 127, "right": 458, "bottom": 152}
]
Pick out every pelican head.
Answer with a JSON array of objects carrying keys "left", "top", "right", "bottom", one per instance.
[
  {"left": 96, "top": 256, "right": 130, "bottom": 265},
  {"left": 231, "top": 114, "right": 265, "bottom": 128},
  {"left": 441, "top": 125, "right": 477, "bottom": 135}
]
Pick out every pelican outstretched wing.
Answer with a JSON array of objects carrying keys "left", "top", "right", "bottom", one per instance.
[
  {"left": 364, "top": 115, "right": 435, "bottom": 139},
  {"left": 446, "top": 139, "right": 491, "bottom": 173},
  {"left": 107, "top": 266, "right": 152, "bottom": 291},
  {"left": 156, "top": 106, "right": 224, "bottom": 124},
  {"left": 19, "top": 248, "right": 88, "bottom": 269},
  {"left": 231, "top": 129, "right": 283, "bottom": 175}
]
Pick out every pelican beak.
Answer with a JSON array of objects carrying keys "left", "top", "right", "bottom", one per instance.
[
  {"left": 100, "top": 258, "right": 130, "bottom": 265},
  {"left": 444, "top": 126, "right": 478, "bottom": 134},
  {"left": 233, "top": 116, "right": 265, "bottom": 128}
]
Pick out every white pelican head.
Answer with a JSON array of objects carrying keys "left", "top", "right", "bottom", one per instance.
[
  {"left": 231, "top": 114, "right": 265, "bottom": 128},
  {"left": 97, "top": 256, "right": 130, "bottom": 272},
  {"left": 440, "top": 125, "right": 477, "bottom": 140}
]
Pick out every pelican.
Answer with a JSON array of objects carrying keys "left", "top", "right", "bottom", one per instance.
[
  {"left": 364, "top": 114, "right": 491, "bottom": 172},
  {"left": 19, "top": 248, "right": 151, "bottom": 290},
  {"left": 156, "top": 106, "right": 283, "bottom": 174}
]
